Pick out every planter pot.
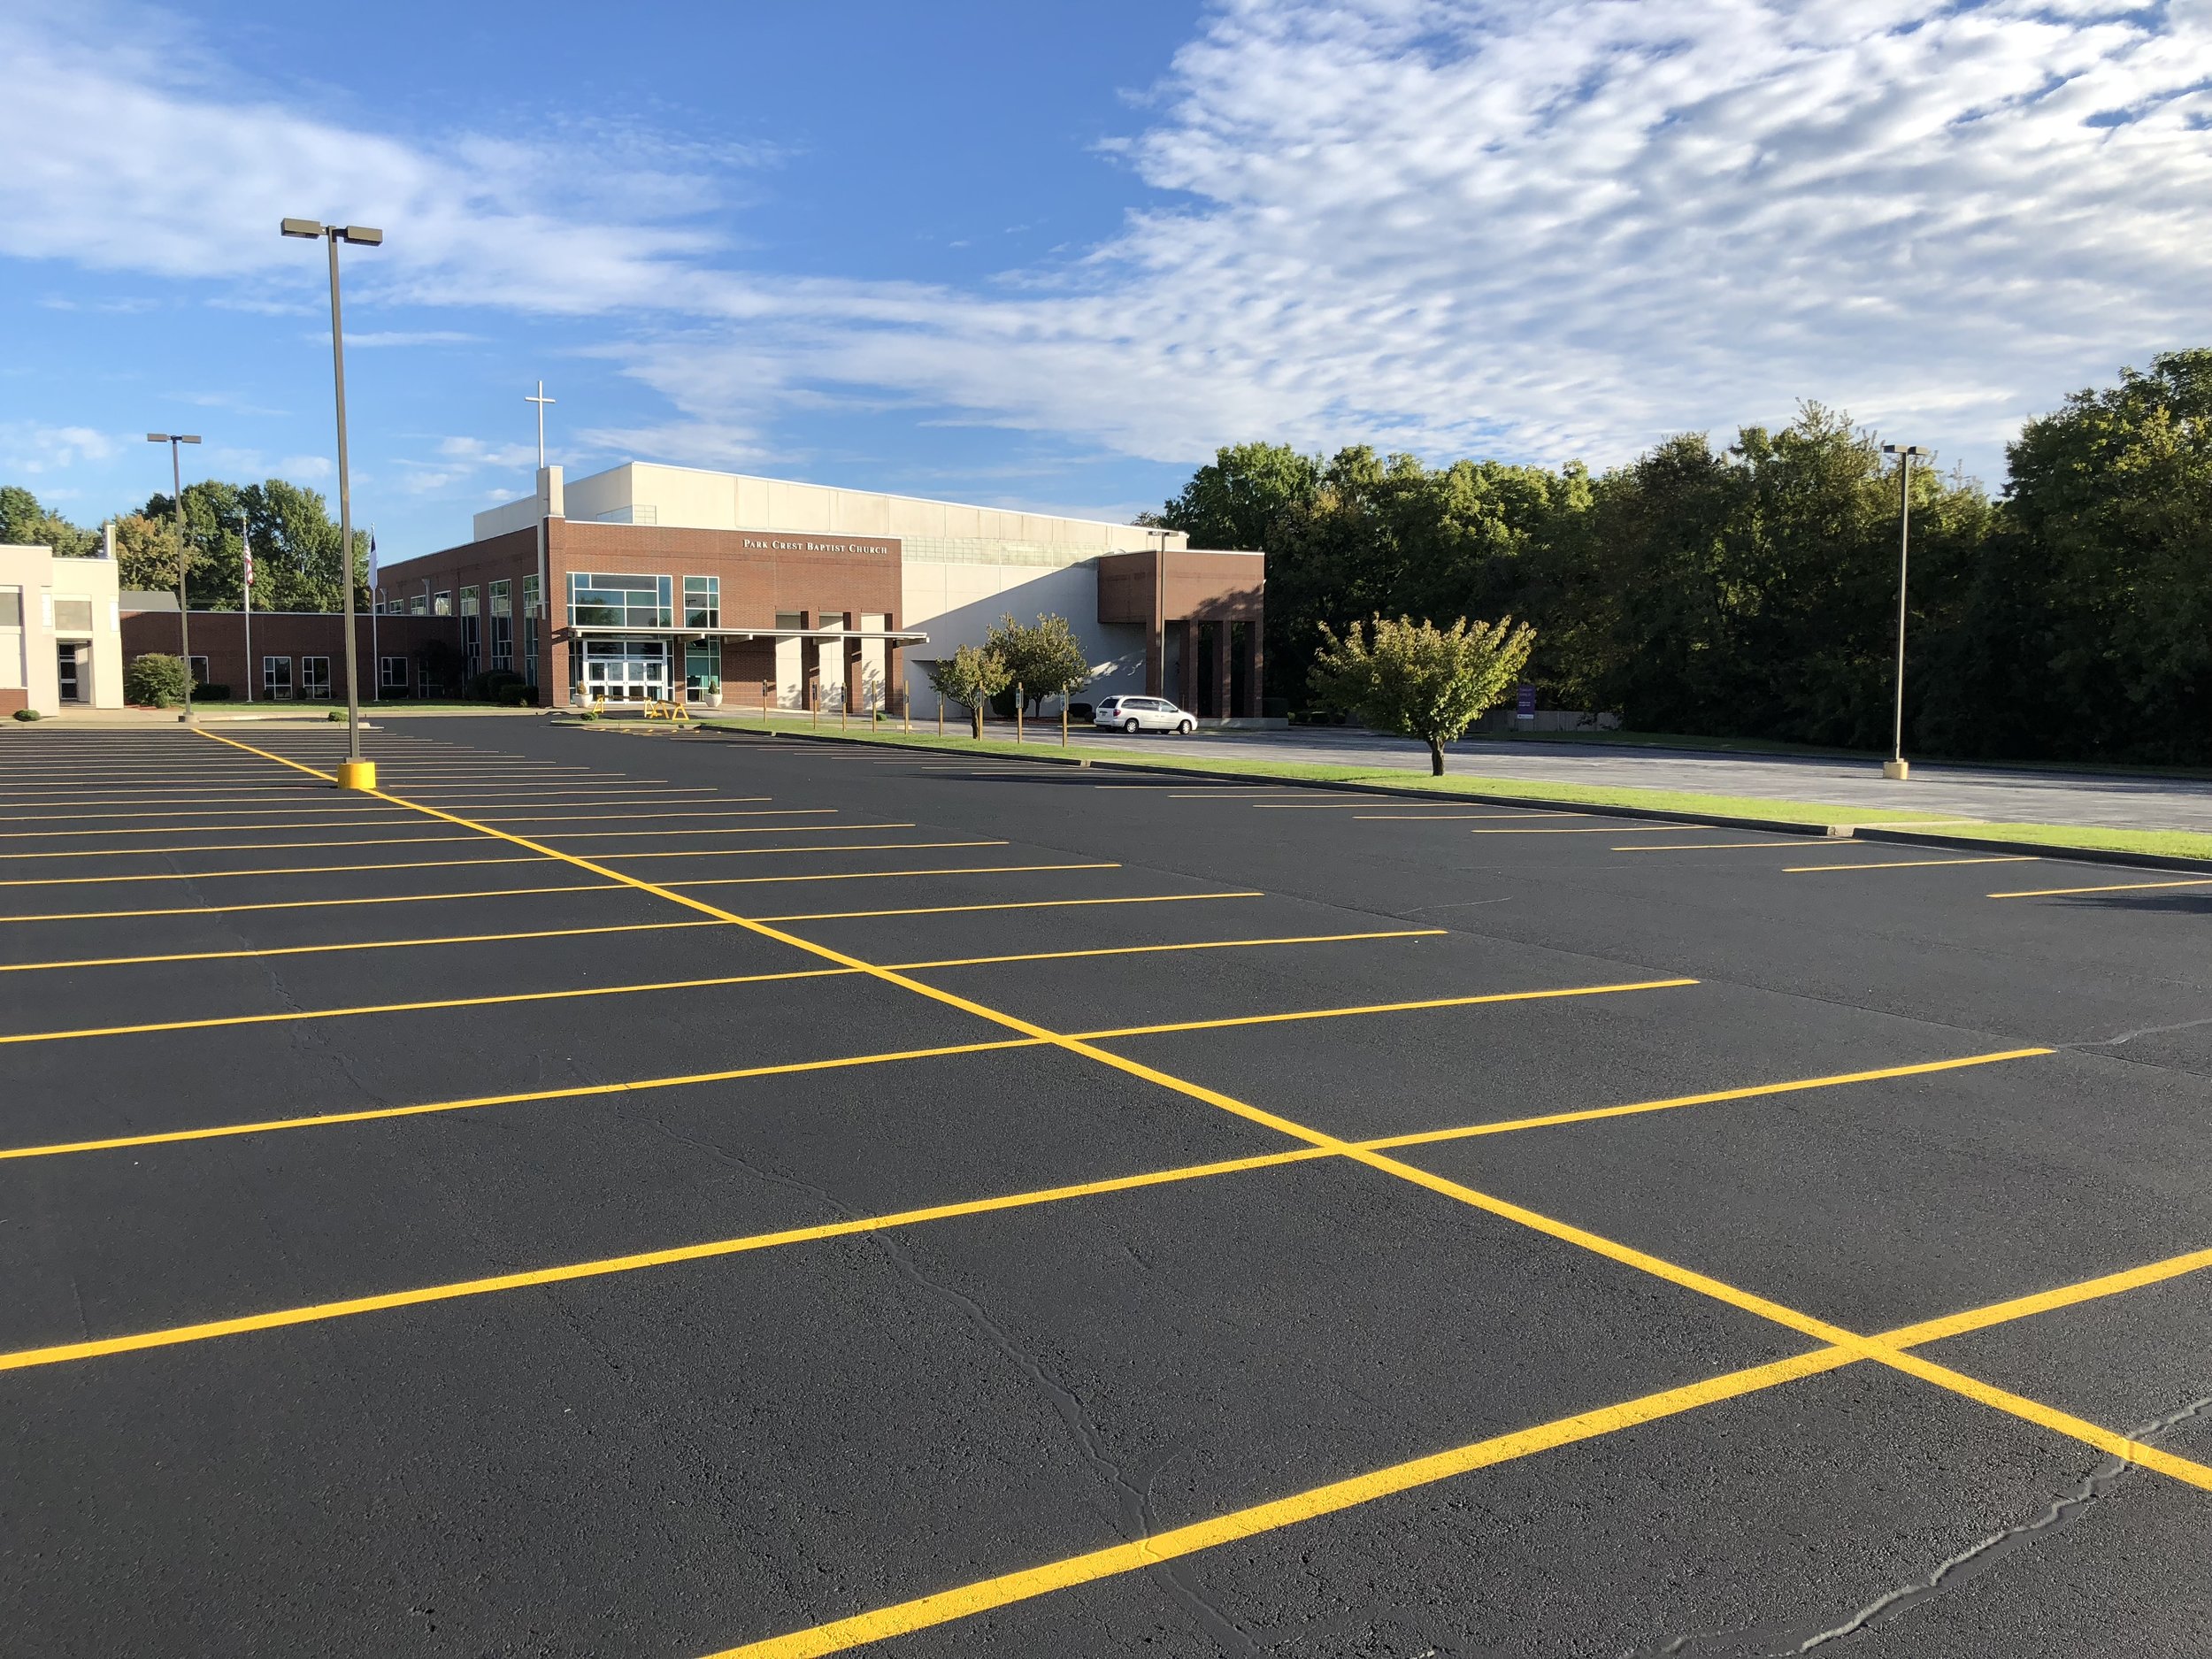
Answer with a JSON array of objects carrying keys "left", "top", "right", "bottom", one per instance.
[{"left": 705, "top": 692, "right": 724, "bottom": 709}]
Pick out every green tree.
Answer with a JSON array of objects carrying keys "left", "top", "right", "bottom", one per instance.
[
  {"left": 140, "top": 478, "right": 368, "bottom": 611},
  {"left": 1150, "top": 442, "right": 1322, "bottom": 550},
  {"left": 1310, "top": 614, "right": 1535, "bottom": 774},
  {"left": 926, "top": 643, "right": 1012, "bottom": 739},
  {"left": 0, "top": 486, "right": 97, "bottom": 557},
  {"left": 983, "top": 612, "right": 1091, "bottom": 716}
]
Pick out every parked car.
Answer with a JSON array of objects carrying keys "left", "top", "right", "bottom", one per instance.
[{"left": 1094, "top": 695, "right": 1196, "bottom": 734}]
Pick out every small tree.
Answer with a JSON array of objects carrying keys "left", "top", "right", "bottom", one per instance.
[
  {"left": 986, "top": 612, "right": 1092, "bottom": 716},
  {"left": 927, "top": 643, "right": 1011, "bottom": 739},
  {"left": 1311, "top": 614, "right": 1536, "bottom": 775},
  {"left": 125, "top": 652, "right": 190, "bottom": 708}
]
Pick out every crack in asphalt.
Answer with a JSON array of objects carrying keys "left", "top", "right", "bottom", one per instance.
[
  {"left": 2061, "top": 1014, "right": 2212, "bottom": 1052},
  {"left": 1628, "top": 1393, "right": 2212, "bottom": 1657}
]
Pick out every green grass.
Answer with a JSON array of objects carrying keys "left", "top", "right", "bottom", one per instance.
[
  {"left": 687, "top": 713, "right": 2212, "bottom": 864},
  {"left": 180, "top": 699, "right": 533, "bottom": 713}
]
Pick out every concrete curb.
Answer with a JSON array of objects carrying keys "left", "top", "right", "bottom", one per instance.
[{"left": 656, "top": 721, "right": 2212, "bottom": 879}]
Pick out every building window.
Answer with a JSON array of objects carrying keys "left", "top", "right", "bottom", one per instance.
[
  {"left": 459, "top": 585, "right": 479, "bottom": 617},
  {"left": 188, "top": 655, "right": 210, "bottom": 686},
  {"left": 684, "top": 575, "right": 719, "bottom": 629},
  {"left": 301, "top": 657, "right": 332, "bottom": 699},
  {"left": 461, "top": 615, "right": 480, "bottom": 678},
  {"left": 566, "top": 572, "right": 672, "bottom": 629},
  {"left": 434, "top": 590, "right": 451, "bottom": 617},
  {"left": 685, "top": 641, "right": 719, "bottom": 700},
  {"left": 0, "top": 587, "right": 20, "bottom": 627},
  {"left": 408, "top": 594, "right": 427, "bottom": 617},
  {"left": 521, "top": 573, "right": 541, "bottom": 686},
  {"left": 380, "top": 656, "right": 409, "bottom": 693},
  {"left": 263, "top": 657, "right": 293, "bottom": 700},
  {"left": 489, "top": 579, "right": 512, "bottom": 671},
  {"left": 53, "top": 596, "right": 93, "bottom": 633}
]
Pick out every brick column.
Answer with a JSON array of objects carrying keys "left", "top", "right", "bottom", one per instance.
[{"left": 1245, "top": 623, "right": 1264, "bottom": 716}]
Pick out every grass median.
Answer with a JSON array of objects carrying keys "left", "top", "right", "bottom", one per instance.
[{"left": 687, "top": 714, "right": 2212, "bottom": 864}]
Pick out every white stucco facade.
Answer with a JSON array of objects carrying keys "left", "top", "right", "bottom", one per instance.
[
  {"left": 0, "top": 543, "right": 124, "bottom": 715},
  {"left": 473, "top": 461, "right": 1188, "bottom": 707}
]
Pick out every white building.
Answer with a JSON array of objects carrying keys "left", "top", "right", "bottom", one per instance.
[{"left": 0, "top": 542, "right": 125, "bottom": 715}]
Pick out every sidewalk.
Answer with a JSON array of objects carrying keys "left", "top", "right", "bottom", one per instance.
[{"left": 1169, "top": 728, "right": 2212, "bottom": 834}]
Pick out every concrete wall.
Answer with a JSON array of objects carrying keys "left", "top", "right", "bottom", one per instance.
[
  {"left": 1, "top": 544, "right": 122, "bottom": 713},
  {"left": 898, "top": 557, "right": 1147, "bottom": 710}
]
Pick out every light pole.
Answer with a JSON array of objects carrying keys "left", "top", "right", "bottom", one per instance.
[
  {"left": 145, "top": 433, "right": 202, "bottom": 723},
  {"left": 282, "top": 217, "right": 382, "bottom": 789},
  {"left": 1880, "top": 442, "right": 1932, "bottom": 781}
]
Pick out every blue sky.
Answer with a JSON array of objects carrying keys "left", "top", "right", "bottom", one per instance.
[{"left": 5, "top": 0, "right": 2210, "bottom": 560}]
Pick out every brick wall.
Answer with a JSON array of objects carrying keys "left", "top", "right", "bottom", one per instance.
[{"left": 120, "top": 611, "right": 459, "bottom": 702}]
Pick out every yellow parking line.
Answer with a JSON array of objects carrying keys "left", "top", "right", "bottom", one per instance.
[
  {"left": 0, "top": 923, "right": 1435, "bottom": 978},
  {"left": 1470, "top": 824, "right": 1710, "bottom": 835},
  {"left": 1356, "top": 811, "right": 1593, "bottom": 821},
  {"left": 0, "top": 806, "right": 426, "bottom": 826},
  {"left": 0, "top": 834, "right": 481, "bottom": 860},
  {"left": 0, "top": 854, "right": 542, "bottom": 889},
  {"left": 1364, "top": 1049, "right": 2052, "bottom": 1148},
  {"left": 0, "top": 882, "right": 621, "bottom": 924},
  {"left": 590, "top": 825, "right": 918, "bottom": 847},
  {"left": 0, "top": 816, "right": 458, "bottom": 840},
  {"left": 0, "top": 966, "right": 858, "bottom": 1044},
  {"left": 0, "top": 1038, "right": 1044, "bottom": 1166},
  {"left": 1617, "top": 841, "right": 1801, "bottom": 851},
  {"left": 707, "top": 1351, "right": 1854, "bottom": 1659},
  {"left": 733, "top": 891, "right": 1263, "bottom": 922},
  {"left": 891, "top": 930, "right": 1448, "bottom": 972},
  {"left": 1988, "top": 876, "right": 2212, "bottom": 899},
  {"left": 0, "top": 918, "right": 733, "bottom": 972},
  {"left": 1786, "top": 856, "right": 2038, "bottom": 873},
  {"left": 1075, "top": 979, "right": 1696, "bottom": 1040}
]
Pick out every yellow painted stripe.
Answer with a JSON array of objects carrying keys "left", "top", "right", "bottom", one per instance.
[
  {"left": 1878, "top": 1349, "right": 2212, "bottom": 1493},
  {"left": 0, "top": 881, "right": 620, "bottom": 924},
  {"left": 0, "top": 806, "right": 431, "bottom": 826},
  {"left": 1786, "top": 856, "right": 2038, "bottom": 872},
  {"left": 0, "top": 816, "right": 466, "bottom": 840},
  {"left": 888, "top": 930, "right": 1448, "bottom": 972},
  {"left": 1, "top": 1091, "right": 1340, "bottom": 1368},
  {"left": 0, "top": 966, "right": 860, "bottom": 1045},
  {"left": 1989, "top": 877, "right": 2212, "bottom": 899},
  {"left": 1356, "top": 811, "right": 1591, "bottom": 821},
  {"left": 732, "top": 892, "right": 1263, "bottom": 923},
  {"left": 0, "top": 918, "right": 733, "bottom": 972},
  {"left": 588, "top": 826, "right": 919, "bottom": 848},
  {"left": 0, "top": 854, "right": 541, "bottom": 889},
  {"left": 0, "top": 833, "right": 482, "bottom": 860},
  {"left": 1877, "top": 1244, "right": 2212, "bottom": 1348},
  {"left": 1366, "top": 1049, "right": 2051, "bottom": 1149},
  {"left": 1075, "top": 979, "right": 1697, "bottom": 1040},
  {"left": 706, "top": 1349, "right": 1853, "bottom": 1658},
  {"left": 1469, "top": 824, "right": 1711, "bottom": 835},
  {"left": 1617, "top": 841, "right": 1800, "bottom": 851}
]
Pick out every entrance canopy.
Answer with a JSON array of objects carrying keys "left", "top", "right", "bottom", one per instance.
[{"left": 559, "top": 624, "right": 928, "bottom": 644}]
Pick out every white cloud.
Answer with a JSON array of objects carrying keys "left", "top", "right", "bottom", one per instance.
[
  {"left": 0, "top": 423, "right": 119, "bottom": 474},
  {"left": 6, "top": 0, "right": 2211, "bottom": 483}
]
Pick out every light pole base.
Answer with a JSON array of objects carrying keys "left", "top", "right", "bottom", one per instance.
[
  {"left": 176, "top": 710, "right": 196, "bottom": 725},
  {"left": 1881, "top": 758, "right": 1911, "bottom": 780},
  {"left": 336, "top": 759, "right": 379, "bottom": 792}
]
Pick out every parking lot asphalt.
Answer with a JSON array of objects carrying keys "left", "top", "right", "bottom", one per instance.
[{"left": 2, "top": 715, "right": 2208, "bottom": 1657}]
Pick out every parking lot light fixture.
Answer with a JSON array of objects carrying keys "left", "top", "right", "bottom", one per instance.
[
  {"left": 282, "top": 218, "right": 382, "bottom": 789},
  {"left": 1880, "top": 442, "right": 1932, "bottom": 782},
  {"left": 145, "top": 433, "right": 202, "bottom": 723}
]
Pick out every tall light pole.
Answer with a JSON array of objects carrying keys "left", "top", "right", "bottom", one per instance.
[
  {"left": 1880, "top": 442, "right": 1932, "bottom": 781},
  {"left": 282, "top": 217, "right": 382, "bottom": 790},
  {"left": 145, "top": 433, "right": 202, "bottom": 723}
]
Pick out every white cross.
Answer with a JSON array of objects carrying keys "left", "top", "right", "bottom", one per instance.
[{"left": 525, "top": 380, "right": 556, "bottom": 469}]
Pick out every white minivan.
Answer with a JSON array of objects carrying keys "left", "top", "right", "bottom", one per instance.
[{"left": 1094, "top": 695, "right": 1196, "bottom": 734}]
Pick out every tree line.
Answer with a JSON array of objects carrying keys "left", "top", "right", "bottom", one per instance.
[
  {"left": 1147, "top": 350, "right": 2212, "bottom": 765},
  {"left": 0, "top": 479, "right": 370, "bottom": 614}
]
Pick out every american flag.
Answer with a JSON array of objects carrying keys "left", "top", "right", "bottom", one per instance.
[{"left": 241, "top": 519, "right": 252, "bottom": 588}]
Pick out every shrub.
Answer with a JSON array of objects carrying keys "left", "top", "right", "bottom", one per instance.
[
  {"left": 12, "top": 707, "right": 40, "bottom": 722},
  {"left": 125, "top": 653, "right": 190, "bottom": 708},
  {"left": 1067, "top": 703, "right": 1094, "bottom": 721},
  {"left": 465, "top": 669, "right": 526, "bottom": 702},
  {"left": 326, "top": 709, "right": 346, "bottom": 722}
]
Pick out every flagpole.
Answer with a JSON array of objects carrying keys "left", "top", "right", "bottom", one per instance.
[
  {"left": 369, "top": 524, "right": 380, "bottom": 702},
  {"left": 241, "top": 511, "right": 254, "bottom": 704}
]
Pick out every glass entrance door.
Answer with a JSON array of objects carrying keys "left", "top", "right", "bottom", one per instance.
[
  {"left": 581, "top": 640, "right": 669, "bottom": 702},
  {"left": 56, "top": 643, "right": 83, "bottom": 703}
]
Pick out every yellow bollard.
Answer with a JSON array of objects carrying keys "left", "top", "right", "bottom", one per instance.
[{"left": 336, "top": 759, "right": 378, "bottom": 792}]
